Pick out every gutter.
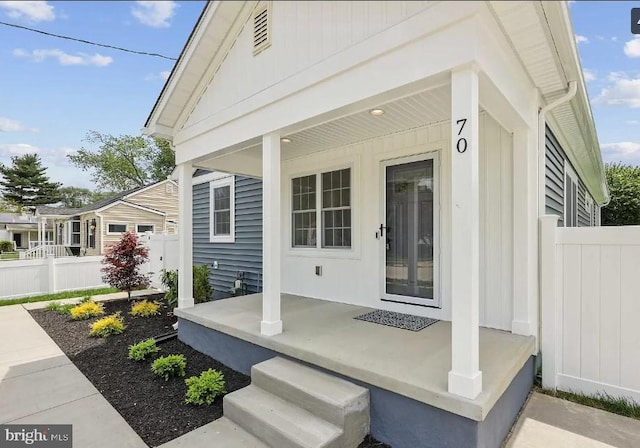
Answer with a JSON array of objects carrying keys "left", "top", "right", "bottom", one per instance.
[{"left": 537, "top": 81, "right": 577, "bottom": 217}]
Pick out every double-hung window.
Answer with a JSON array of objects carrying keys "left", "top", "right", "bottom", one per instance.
[
  {"left": 292, "top": 168, "right": 352, "bottom": 249},
  {"left": 210, "top": 177, "right": 235, "bottom": 243}
]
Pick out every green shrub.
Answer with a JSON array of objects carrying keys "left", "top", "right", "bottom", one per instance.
[
  {"left": 161, "top": 265, "right": 211, "bottom": 306},
  {"left": 193, "top": 265, "right": 212, "bottom": 304},
  {"left": 160, "top": 269, "right": 178, "bottom": 307},
  {"left": 185, "top": 368, "right": 226, "bottom": 405},
  {"left": 130, "top": 300, "right": 161, "bottom": 317},
  {"left": 89, "top": 312, "right": 126, "bottom": 338},
  {"left": 152, "top": 354, "right": 187, "bottom": 381},
  {"left": 128, "top": 338, "right": 160, "bottom": 361},
  {"left": 45, "top": 301, "right": 74, "bottom": 315},
  {"left": 0, "top": 240, "right": 14, "bottom": 252},
  {"left": 70, "top": 301, "right": 104, "bottom": 320}
]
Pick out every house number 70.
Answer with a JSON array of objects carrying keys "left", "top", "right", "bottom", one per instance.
[{"left": 456, "top": 118, "right": 468, "bottom": 154}]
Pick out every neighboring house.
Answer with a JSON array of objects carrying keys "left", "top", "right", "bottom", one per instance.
[
  {"left": 0, "top": 212, "right": 51, "bottom": 250},
  {"left": 36, "top": 179, "right": 179, "bottom": 255},
  {"left": 143, "top": 2, "right": 608, "bottom": 448}
]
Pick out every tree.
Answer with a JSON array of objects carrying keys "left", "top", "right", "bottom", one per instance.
[
  {"left": 68, "top": 131, "right": 175, "bottom": 192},
  {"left": 57, "top": 187, "right": 115, "bottom": 208},
  {"left": 101, "top": 231, "right": 151, "bottom": 300},
  {"left": 601, "top": 162, "right": 640, "bottom": 226},
  {"left": 58, "top": 187, "right": 95, "bottom": 208},
  {"left": 0, "top": 154, "right": 62, "bottom": 207}
]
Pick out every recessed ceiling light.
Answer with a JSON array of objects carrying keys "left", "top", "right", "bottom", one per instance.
[
  {"left": 369, "top": 108, "right": 385, "bottom": 116},
  {"left": 281, "top": 138, "right": 292, "bottom": 143}
]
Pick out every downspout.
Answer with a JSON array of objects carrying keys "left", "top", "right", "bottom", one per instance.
[{"left": 538, "top": 81, "right": 577, "bottom": 217}]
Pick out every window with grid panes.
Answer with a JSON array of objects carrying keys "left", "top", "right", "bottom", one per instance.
[
  {"left": 322, "top": 168, "right": 351, "bottom": 248},
  {"left": 212, "top": 185, "right": 231, "bottom": 235},
  {"left": 291, "top": 175, "right": 317, "bottom": 247}
]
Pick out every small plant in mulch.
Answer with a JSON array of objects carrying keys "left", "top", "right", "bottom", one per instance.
[
  {"left": 184, "top": 368, "right": 226, "bottom": 405},
  {"left": 89, "top": 312, "right": 126, "bottom": 338},
  {"left": 152, "top": 354, "right": 187, "bottom": 381},
  {"left": 70, "top": 301, "right": 104, "bottom": 320},
  {"left": 128, "top": 338, "right": 160, "bottom": 361},
  {"left": 45, "top": 301, "right": 75, "bottom": 315},
  {"left": 130, "top": 300, "right": 161, "bottom": 318}
]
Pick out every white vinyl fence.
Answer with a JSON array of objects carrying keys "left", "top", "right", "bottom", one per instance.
[
  {"left": 140, "top": 233, "right": 179, "bottom": 290},
  {"left": 0, "top": 256, "right": 108, "bottom": 300},
  {"left": 541, "top": 216, "right": 640, "bottom": 403}
]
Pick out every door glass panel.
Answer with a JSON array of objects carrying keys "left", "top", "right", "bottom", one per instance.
[{"left": 385, "top": 160, "right": 434, "bottom": 299}]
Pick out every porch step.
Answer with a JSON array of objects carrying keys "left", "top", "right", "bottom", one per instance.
[
  {"left": 251, "top": 357, "right": 370, "bottom": 446},
  {"left": 224, "top": 384, "right": 343, "bottom": 448}
]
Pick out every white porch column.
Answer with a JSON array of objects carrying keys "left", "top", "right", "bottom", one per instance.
[
  {"left": 177, "top": 161, "right": 194, "bottom": 309},
  {"left": 448, "top": 66, "right": 482, "bottom": 399},
  {"left": 261, "top": 133, "right": 283, "bottom": 336}
]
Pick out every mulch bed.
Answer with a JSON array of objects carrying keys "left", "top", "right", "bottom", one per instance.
[{"left": 30, "top": 295, "right": 390, "bottom": 448}]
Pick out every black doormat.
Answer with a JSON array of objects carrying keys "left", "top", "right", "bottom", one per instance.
[{"left": 354, "top": 309, "right": 439, "bottom": 331}]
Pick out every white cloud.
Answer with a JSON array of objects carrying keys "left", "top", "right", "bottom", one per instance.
[
  {"left": 13, "top": 48, "right": 113, "bottom": 67},
  {"left": 624, "top": 37, "right": 640, "bottom": 58},
  {"left": 144, "top": 70, "right": 170, "bottom": 81},
  {"left": 583, "top": 69, "right": 596, "bottom": 82},
  {"left": 625, "top": 120, "right": 639, "bottom": 125},
  {"left": 0, "top": 117, "right": 25, "bottom": 132},
  {"left": 575, "top": 34, "right": 589, "bottom": 44},
  {"left": 595, "top": 73, "right": 640, "bottom": 108},
  {"left": 0, "top": 1, "right": 55, "bottom": 22},
  {"left": 601, "top": 142, "right": 640, "bottom": 163},
  {"left": 131, "top": 1, "right": 177, "bottom": 28}
]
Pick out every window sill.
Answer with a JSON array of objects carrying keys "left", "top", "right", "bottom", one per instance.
[
  {"left": 286, "top": 246, "right": 361, "bottom": 260},
  {"left": 210, "top": 235, "right": 235, "bottom": 244}
]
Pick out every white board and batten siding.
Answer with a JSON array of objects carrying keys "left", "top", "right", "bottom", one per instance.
[
  {"left": 0, "top": 256, "right": 107, "bottom": 300},
  {"left": 541, "top": 218, "right": 640, "bottom": 403},
  {"left": 281, "top": 113, "right": 513, "bottom": 330},
  {"left": 182, "top": 1, "right": 434, "bottom": 130}
]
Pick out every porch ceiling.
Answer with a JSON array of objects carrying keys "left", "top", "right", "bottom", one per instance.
[{"left": 196, "top": 85, "right": 477, "bottom": 173}]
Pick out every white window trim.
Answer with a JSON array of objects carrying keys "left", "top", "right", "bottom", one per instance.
[
  {"left": 289, "top": 163, "right": 356, "bottom": 255},
  {"left": 209, "top": 177, "right": 235, "bottom": 243},
  {"left": 564, "top": 163, "right": 578, "bottom": 228},
  {"left": 136, "top": 223, "right": 155, "bottom": 234},
  {"left": 107, "top": 222, "right": 128, "bottom": 235}
]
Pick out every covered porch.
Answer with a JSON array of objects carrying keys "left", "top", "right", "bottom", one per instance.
[{"left": 175, "top": 293, "right": 534, "bottom": 447}]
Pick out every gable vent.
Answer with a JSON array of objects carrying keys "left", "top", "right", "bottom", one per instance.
[{"left": 253, "top": 3, "right": 271, "bottom": 55}]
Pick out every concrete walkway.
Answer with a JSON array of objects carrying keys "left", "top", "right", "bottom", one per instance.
[
  {"left": 0, "top": 302, "right": 148, "bottom": 448},
  {"left": 506, "top": 392, "right": 640, "bottom": 448}
]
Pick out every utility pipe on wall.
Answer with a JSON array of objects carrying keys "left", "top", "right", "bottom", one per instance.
[{"left": 537, "top": 81, "right": 577, "bottom": 217}]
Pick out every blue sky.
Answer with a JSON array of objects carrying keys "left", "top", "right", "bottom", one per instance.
[{"left": 0, "top": 1, "right": 638, "bottom": 190}]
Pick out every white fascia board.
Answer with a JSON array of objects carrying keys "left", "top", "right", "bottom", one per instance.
[
  {"left": 145, "top": 1, "right": 219, "bottom": 132},
  {"left": 94, "top": 200, "right": 166, "bottom": 216},
  {"left": 540, "top": 1, "right": 609, "bottom": 204}
]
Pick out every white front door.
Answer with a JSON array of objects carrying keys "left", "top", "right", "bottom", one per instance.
[{"left": 380, "top": 153, "right": 440, "bottom": 308}]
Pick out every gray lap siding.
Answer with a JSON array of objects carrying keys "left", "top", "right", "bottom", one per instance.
[
  {"left": 193, "top": 176, "right": 263, "bottom": 299},
  {"left": 544, "top": 126, "right": 595, "bottom": 227}
]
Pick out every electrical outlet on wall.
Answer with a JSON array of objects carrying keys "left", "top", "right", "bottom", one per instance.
[
  {"left": 315, "top": 265, "right": 322, "bottom": 276},
  {"left": 213, "top": 260, "right": 219, "bottom": 269}
]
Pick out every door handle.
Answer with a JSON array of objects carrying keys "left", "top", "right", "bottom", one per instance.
[{"left": 379, "top": 224, "right": 391, "bottom": 237}]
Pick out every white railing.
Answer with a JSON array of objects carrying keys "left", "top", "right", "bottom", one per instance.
[
  {"left": 28, "top": 241, "right": 55, "bottom": 248},
  {"left": 23, "top": 245, "right": 71, "bottom": 259},
  {"left": 541, "top": 216, "right": 640, "bottom": 403},
  {"left": 0, "top": 256, "right": 107, "bottom": 300}
]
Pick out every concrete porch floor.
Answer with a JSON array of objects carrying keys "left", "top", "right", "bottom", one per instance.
[{"left": 175, "top": 293, "right": 534, "bottom": 422}]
